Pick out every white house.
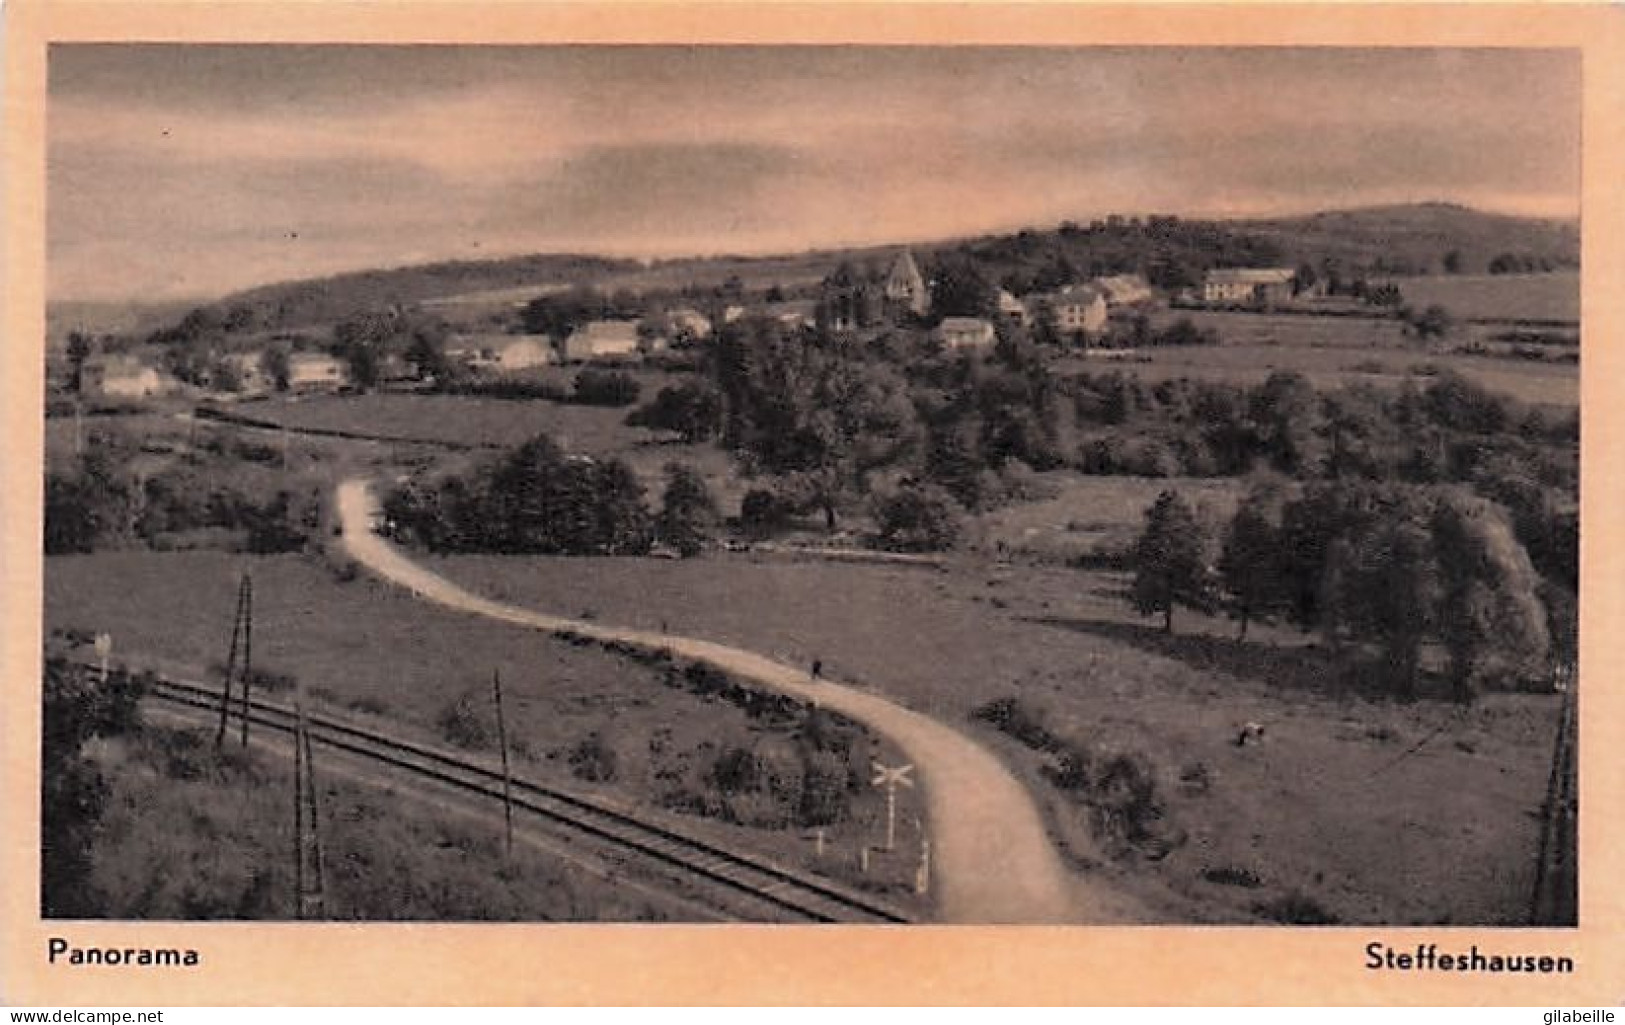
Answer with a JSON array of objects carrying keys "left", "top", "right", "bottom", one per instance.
[
  {"left": 1047, "top": 284, "right": 1109, "bottom": 337},
  {"left": 1203, "top": 267, "right": 1295, "bottom": 304},
  {"left": 287, "top": 352, "right": 346, "bottom": 391},
  {"left": 560, "top": 320, "right": 642, "bottom": 363},
  {"left": 936, "top": 316, "right": 997, "bottom": 351},
  {"left": 81, "top": 356, "right": 167, "bottom": 399}
]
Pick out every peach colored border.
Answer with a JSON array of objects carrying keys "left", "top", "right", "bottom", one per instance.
[{"left": 4, "top": 3, "right": 1622, "bottom": 1006}]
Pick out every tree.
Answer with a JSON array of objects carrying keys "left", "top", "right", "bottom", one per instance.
[
  {"left": 872, "top": 479, "right": 962, "bottom": 553},
  {"left": 627, "top": 381, "right": 723, "bottom": 443},
  {"left": 927, "top": 254, "right": 999, "bottom": 320},
  {"left": 657, "top": 462, "right": 719, "bottom": 557},
  {"left": 1431, "top": 495, "right": 1550, "bottom": 700},
  {"left": 1442, "top": 250, "right": 1464, "bottom": 274},
  {"left": 65, "top": 331, "right": 94, "bottom": 393},
  {"left": 1130, "top": 490, "right": 1214, "bottom": 634},
  {"left": 1218, "top": 489, "right": 1285, "bottom": 640},
  {"left": 1323, "top": 507, "right": 1439, "bottom": 699},
  {"left": 263, "top": 346, "right": 292, "bottom": 392},
  {"left": 1249, "top": 372, "right": 1325, "bottom": 477},
  {"left": 42, "top": 658, "right": 147, "bottom": 916},
  {"left": 1407, "top": 304, "right": 1455, "bottom": 339},
  {"left": 711, "top": 317, "right": 919, "bottom": 532}
]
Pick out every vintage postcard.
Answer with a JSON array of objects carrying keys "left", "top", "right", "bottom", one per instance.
[{"left": 3, "top": 1, "right": 1622, "bottom": 1006}]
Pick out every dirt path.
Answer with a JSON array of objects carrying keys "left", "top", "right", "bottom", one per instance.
[{"left": 337, "top": 478, "right": 1108, "bottom": 923}]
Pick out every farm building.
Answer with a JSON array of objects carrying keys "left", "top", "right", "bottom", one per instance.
[
  {"left": 1203, "top": 267, "right": 1296, "bottom": 304},
  {"left": 936, "top": 316, "right": 997, "bottom": 351},
  {"left": 287, "top": 352, "right": 347, "bottom": 391},
  {"left": 80, "top": 355, "right": 169, "bottom": 399},
  {"left": 447, "top": 333, "right": 555, "bottom": 371},
  {"left": 1045, "top": 284, "right": 1109, "bottom": 337},
  {"left": 885, "top": 250, "right": 930, "bottom": 317},
  {"left": 1093, "top": 274, "right": 1155, "bottom": 307},
  {"left": 560, "top": 320, "right": 641, "bottom": 363}
]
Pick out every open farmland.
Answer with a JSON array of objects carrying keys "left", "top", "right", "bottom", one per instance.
[
  {"left": 428, "top": 540, "right": 1556, "bottom": 926},
  {"left": 1078, "top": 308, "right": 1580, "bottom": 407},
  {"left": 235, "top": 390, "right": 746, "bottom": 505},
  {"left": 45, "top": 551, "right": 928, "bottom": 907},
  {"left": 1386, "top": 271, "right": 1579, "bottom": 323}
]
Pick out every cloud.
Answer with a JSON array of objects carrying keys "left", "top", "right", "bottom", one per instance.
[{"left": 47, "top": 45, "right": 1581, "bottom": 299}]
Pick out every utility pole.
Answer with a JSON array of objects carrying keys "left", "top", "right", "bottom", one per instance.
[
  {"left": 215, "top": 573, "right": 254, "bottom": 748},
  {"left": 491, "top": 668, "right": 515, "bottom": 860},
  {"left": 293, "top": 692, "right": 327, "bottom": 919},
  {"left": 239, "top": 574, "right": 254, "bottom": 748}
]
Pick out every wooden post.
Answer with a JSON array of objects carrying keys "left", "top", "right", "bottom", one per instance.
[
  {"left": 491, "top": 668, "right": 514, "bottom": 859},
  {"left": 239, "top": 575, "right": 253, "bottom": 747},
  {"left": 216, "top": 575, "right": 246, "bottom": 748}
]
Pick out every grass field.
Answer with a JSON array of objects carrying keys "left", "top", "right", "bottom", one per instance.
[
  {"left": 86, "top": 721, "right": 673, "bottom": 920},
  {"left": 1074, "top": 311, "right": 1579, "bottom": 407},
  {"left": 45, "top": 551, "right": 925, "bottom": 908},
  {"left": 235, "top": 391, "right": 744, "bottom": 503},
  {"left": 1388, "top": 272, "right": 1579, "bottom": 323},
  {"left": 424, "top": 543, "right": 1557, "bottom": 926}
]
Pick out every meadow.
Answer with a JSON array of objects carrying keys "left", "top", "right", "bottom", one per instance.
[
  {"left": 1388, "top": 271, "right": 1580, "bottom": 323},
  {"left": 87, "top": 720, "right": 674, "bottom": 921},
  {"left": 426, "top": 532, "right": 1557, "bottom": 925},
  {"left": 45, "top": 550, "right": 925, "bottom": 908}
]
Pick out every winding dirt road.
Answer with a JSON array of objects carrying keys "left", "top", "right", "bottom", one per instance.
[{"left": 336, "top": 478, "right": 1093, "bottom": 923}]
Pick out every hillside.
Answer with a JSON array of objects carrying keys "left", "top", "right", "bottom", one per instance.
[
  {"left": 63, "top": 202, "right": 1581, "bottom": 343},
  {"left": 1245, "top": 203, "right": 1579, "bottom": 276}
]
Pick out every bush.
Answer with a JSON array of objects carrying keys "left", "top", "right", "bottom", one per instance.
[
  {"left": 571, "top": 369, "right": 641, "bottom": 407},
  {"left": 1253, "top": 891, "right": 1340, "bottom": 925},
  {"left": 739, "top": 488, "right": 793, "bottom": 540},
  {"left": 568, "top": 731, "right": 619, "bottom": 783},
  {"left": 871, "top": 479, "right": 962, "bottom": 552},
  {"left": 435, "top": 691, "right": 490, "bottom": 750}
]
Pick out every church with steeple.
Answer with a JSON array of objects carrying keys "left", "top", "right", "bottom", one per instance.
[{"left": 884, "top": 250, "right": 930, "bottom": 318}]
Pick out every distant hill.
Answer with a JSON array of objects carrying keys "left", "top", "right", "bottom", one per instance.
[
  {"left": 68, "top": 202, "right": 1580, "bottom": 345},
  {"left": 1242, "top": 203, "right": 1579, "bottom": 276}
]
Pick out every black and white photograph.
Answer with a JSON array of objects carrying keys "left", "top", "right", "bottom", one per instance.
[{"left": 39, "top": 42, "right": 1580, "bottom": 930}]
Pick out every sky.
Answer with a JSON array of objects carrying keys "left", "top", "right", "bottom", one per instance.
[{"left": 47, "top": 45, "right": 1581, "bottom": 301}]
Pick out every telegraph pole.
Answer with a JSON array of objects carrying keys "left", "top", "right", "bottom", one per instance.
[
  {"left": 216, "top": 575, "right": 246, "bottom": 747},
  {"left": 491, "top": 668, "right": 515, "bottom": 859},
  {"left": 293, "top": 691, "right": 327, "bottom": 919},
  {"left": 239, "top": 574, "right": 254, "bottom": 748},
  {"left": 214, "top": 573, "right": 255, "bottom": 748}
]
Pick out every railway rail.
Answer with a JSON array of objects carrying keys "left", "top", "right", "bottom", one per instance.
[
  {"left": 1529, "top": 679, "right": 1577, "bottom": 926},
  {"left": 133, "top": 669, "right": 912, "bottom": 925}
]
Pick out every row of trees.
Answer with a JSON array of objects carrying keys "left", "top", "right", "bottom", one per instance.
[
  {"left": 45, "top": 447, "right": 320, "bottom": 556},
  {"left": 1131, "top": 482, "right": 1556, "bottom": 700},
  {"left": 384, "top": 436, "right": 720, "bottom": 558}
]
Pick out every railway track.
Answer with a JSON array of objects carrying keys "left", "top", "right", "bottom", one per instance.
[
  {"left": 1529, "top": 680, "right": 1577, "bottom": 926},
  {"left": 139, "top": 671, "right": 912, "bottom": 925}
]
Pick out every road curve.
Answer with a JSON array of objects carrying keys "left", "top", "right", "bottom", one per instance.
[{"left": 336, "top": 478, "right": 1085, "bottom": 923}]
